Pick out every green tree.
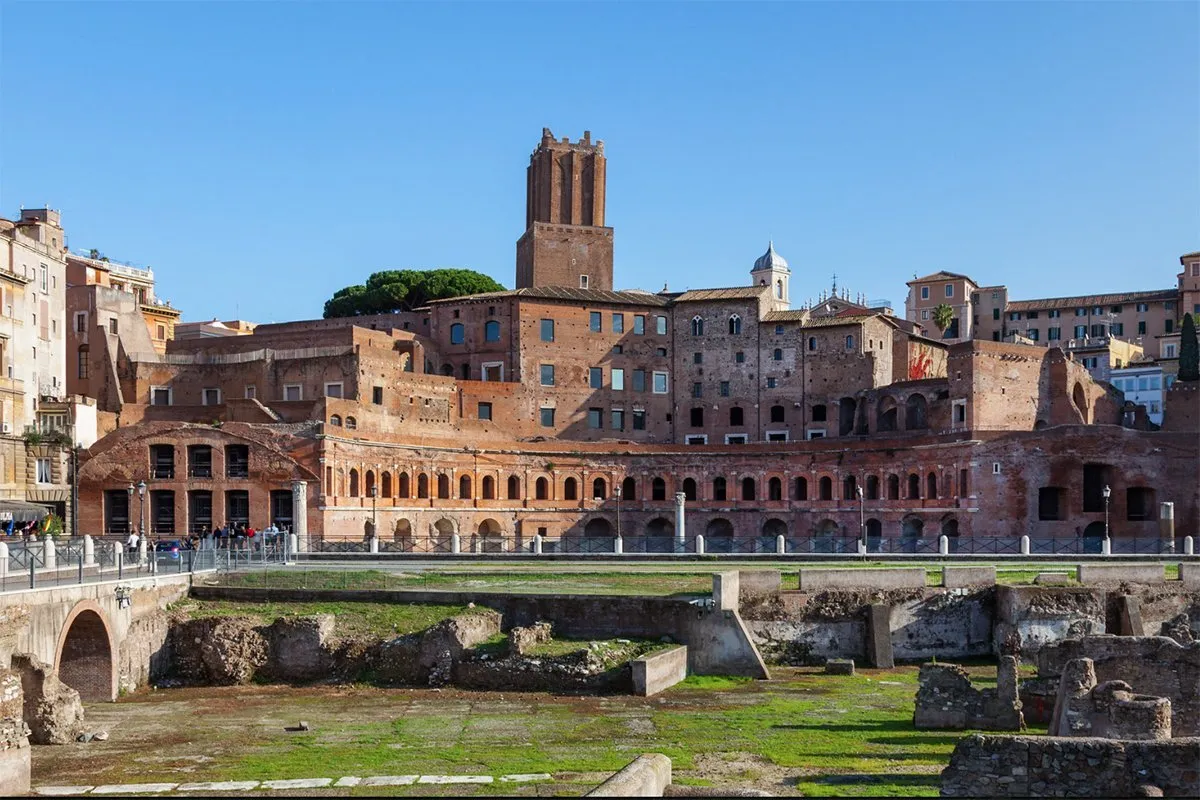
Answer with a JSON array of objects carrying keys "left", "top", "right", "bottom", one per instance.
[
  {"left": 322, "top": 269, "right": 505, "bottom": 318},
  {"left": 931, "top": 303, "right": 955, "bottom": 334},
  {"left": 1179, "top": 313, "right": 1199, "bottom": 382}
]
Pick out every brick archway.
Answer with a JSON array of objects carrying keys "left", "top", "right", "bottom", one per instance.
[{"left": 54, "top": 600, "right": 117, "bottom": 702}]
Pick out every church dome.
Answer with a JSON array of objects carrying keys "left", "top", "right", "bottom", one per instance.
[{"left": 753, "top": 241, "right": 789, "bottom": 272}]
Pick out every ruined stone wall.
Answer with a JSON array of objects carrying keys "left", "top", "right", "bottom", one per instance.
[
  {"left": 940, "top": 735, "right": 1200, "bottom": 797},
  {"left": 914, "top": 657, "right": 1022, "bottom": 730}
]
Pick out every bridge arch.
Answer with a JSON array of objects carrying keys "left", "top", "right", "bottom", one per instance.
[{"left": 54, "top": 600, "right": 117, "bottom": 702}]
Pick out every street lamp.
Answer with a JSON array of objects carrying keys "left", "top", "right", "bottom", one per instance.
[
  {"left": 369, "top": 485, "right": 378, "bottom": 541},
  {"left": 856, "top": 483, "right": 866, "bottom": 555},
  {"left": 137, "top": 480, "right": 146, "bottom": 537},
  {"left": 615, "top": 484, "right": 622, "bottom": 542},
  {"left": 126, "top": 484, "right": 134, "bottom": 535},
  {"left": 1103, "top": 484, "right": 1112, "bottom": 553}
]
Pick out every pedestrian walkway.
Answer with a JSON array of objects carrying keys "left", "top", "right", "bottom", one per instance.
[{"left": 35, "top": 773, "right": 553, "bottom": 795}]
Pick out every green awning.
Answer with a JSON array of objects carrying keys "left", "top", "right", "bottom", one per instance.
[{"left": 0, "top": 500, "right": 50, "bottom": 523}]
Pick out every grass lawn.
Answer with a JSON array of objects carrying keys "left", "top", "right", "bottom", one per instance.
[
  {"left": 38, "top": 665, "right": 1021, "bottom": 796},
  {"left": 173, "top": 599, "right": 474, "bottom": 639}
]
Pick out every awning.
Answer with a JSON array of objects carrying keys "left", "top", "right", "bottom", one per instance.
[{"left": 0, "top": 500, "right": 50, "bottom": 523}]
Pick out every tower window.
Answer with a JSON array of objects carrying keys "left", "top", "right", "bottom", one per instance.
[{"left": 580, "top": 275, "right": 589, "bottom": 289}]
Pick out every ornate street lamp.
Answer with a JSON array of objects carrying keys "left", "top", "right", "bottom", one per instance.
[
  {"left": 137, "top": 480, "right": 146, "bottom": 537},
  {"left": 126, "top": 484, "right": 134, "bottom": 535},
  {"left": 1103, "top": 484, "right": 1112, "bottom": 554},
  {"left": 369, "top": 485, "right": 378, "bottom": 541},
  {"left": 857, "top": 483, "right": 866, "bottom": 554}
]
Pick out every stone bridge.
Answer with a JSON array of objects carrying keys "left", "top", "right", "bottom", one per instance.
[{"left": 0, "top": 574, "right": 192, "bottom": 702}]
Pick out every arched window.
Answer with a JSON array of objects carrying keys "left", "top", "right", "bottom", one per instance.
[
  {"left": 691, "top": 316, "right": 704, "bottom": 336},
  {"left": 713, "top": 477, "right": 727, "bottom": 501},
  {"left": 482, "top": 475, "right": 495, "bottom": 499},
  {"left": 866, "top": 474, "right": 879, "bottom": 501},
  {"left": 329, "top": 415, "right": 342, "bottom": 426},
  {"left": 819, "top": 476, "right": 833, "bottom": 501},
  {"left": 770, "top": 405, "right": 785, "bottom": 423},
  {"left": 417, "top": 473, "right": 429, "bottom": 498},
  {"left": 441, "top": 364, "right": 454, "bottom": 376},
  {"left": 349, "top": 469, "right": 360, "bottom": 497},
  {"left": 365, "top": 470, "right": 376, "bottom": 497},
  {"left": 768, "top": 477, "right": 782, "bottom": 501},
  {"left": 398, "top": 472, "right": 410, "bottom": 498},
  {"left": 794, "top": 476, "right": 808, "bottom": 501},
  {"left": 593, "top": 477, "right": 607, "bottom": 500},
  {"left": 906, "top": 394, "right": 929, "bottom": 430},
  {"left": 381, "top": 471, "right": 393, "bottom": 498},
  {"left": 730, "top": 407, "right": 744, "bottom": 426},
  {"left": 345, "top": 416, "right": 357, "bottom": 430},
  {"left": 927, "top": 472, "right": 938, "bottom": 499},
  {"left": 450, "top": 323, "right": 465, "bottom": 344},
  {"left": 908, "top": 473, "right": 921, "bottom": 499},
  {"left": 437, "top": 473, "right": 450, "bottom": 499},
  {"left": 484, "top": 320, "right": 500, "bottom": 342},
  {"left": 775, "top": 279, "right": 783, "bottom": 299},
  {"left": 564, "top": 477, "right": 578, "bottom": 500},
  {"left": 728, "top": 314, "right": 742, "bottom": 335},
  {"left": 621, "top": 477, "right": 636, "bottom": 500},
  {"left": 887, "top": 474, "right": 900, "bottom": 500},
  {"left": 683, "top": 478, "right": 697, "bottom": 501},
  {"left": 507, "top": 475, "right": 520, "bottom": 500},
  {"left": 459, "top": 475, "right": 472, "bottom": 499},
  {"left": 773, "top": 348, "right": 783, "bottom": 361},
  {"left": 535, "top": 477, "right": 548, "bottom": 500},
  {"left": 842, "top": 474, "right": 857, "bottom": 500},
  {"left": 808, "top": 336, "right": 817, "bottom": 351},
  {"left": 652, "top": 477, "right": 666, "bottom": 501},
  {"left": 742, "top": 477, "right": 756, "bottom": 501}
]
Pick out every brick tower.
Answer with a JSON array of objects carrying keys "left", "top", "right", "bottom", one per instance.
[{"left": 515, "top": 128, "right": 614, "bottom": 291}]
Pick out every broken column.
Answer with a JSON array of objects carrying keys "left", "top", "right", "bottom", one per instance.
[
  {"left": 674, "top": 492, "right": 686, "bottom": 553},
  {"left": 291, "top": 480, "right": 308, "bottom": 553},
  {"left": 866, "top": 604, "right": 894, "bottom": 669}
]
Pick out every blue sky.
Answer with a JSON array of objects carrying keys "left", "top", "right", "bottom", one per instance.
[{"left": 2, "top": 1, "right": 1197, "bottom": 323}]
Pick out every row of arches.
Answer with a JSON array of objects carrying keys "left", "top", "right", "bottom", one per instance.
[{"left": 332, "top": 467, "right": 962, "bottom": 504}]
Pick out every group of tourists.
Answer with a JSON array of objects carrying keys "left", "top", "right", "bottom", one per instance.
[{"left": 122, "top": 522, "right": 291, "bottom": 558}]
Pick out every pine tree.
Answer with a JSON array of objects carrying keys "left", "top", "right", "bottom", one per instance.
[{"left": 1179, "top": 313, "right": 1199, "bottom": 382}]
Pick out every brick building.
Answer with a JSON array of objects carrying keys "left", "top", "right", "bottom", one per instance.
[{"left": 63, "top": 129, "right": 1199, "bottom": 549}]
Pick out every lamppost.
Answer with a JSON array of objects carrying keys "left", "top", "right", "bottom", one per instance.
[
  {"left": 1103, "top": 484, "right": 1111, "bottom": 554},
  {"left": 614, "top": 485, "right": 622, "bottom": 542},
  {"left": 369, "top": 485, "right": 378, "bottom": 541},
  {"left": 126, "top": 483, "right": 134, "bottom": 535},
  {"left": 137, "top": 480, "right": 146, "bottom": 538},
  {"left": 856, "top": 483, "right": 866, "bottom": 555}
]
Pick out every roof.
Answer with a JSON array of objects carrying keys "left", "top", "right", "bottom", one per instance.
[
  {"left": 1007, "top": 289, "right": 1176, "bottom": 312},
  {"left": 762, "top": 311, "right": 898, "bottom": 330},
  {"left": 670, "top": 286, "right": 770, "bottom": 303},
  {"left": 1180, "top": 251, "right": 1200, "bottom": 259},
  {"left": 907, "top": 271, "right": 975, "bottom": 285},
  {"left": 428, "top": 286, "right": 672, "bottom": 307}
]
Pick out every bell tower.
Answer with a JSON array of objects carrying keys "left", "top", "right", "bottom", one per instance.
[
  {"left": 751, "top": 241, "right": 791, "bottom": 312},
  {"left": 515, "top": 128, "right": 614, "bottom": 291}
]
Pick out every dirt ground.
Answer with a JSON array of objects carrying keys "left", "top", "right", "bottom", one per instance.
[{"left": 31, "top": 667, "right": 961, "bottom": 797}]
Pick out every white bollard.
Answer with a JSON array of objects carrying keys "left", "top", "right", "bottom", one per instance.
[
  {"left": 857, "top": 539, "right": 867, "bottom": 556},
  {"left": 83, "top": 535, "right": 95, "bottom": 566},
  {"left": 0, "top": 542, "right": 8, "bottom": 578},
  {"left": 451, "top": 533, "right": 461, "bottom": 554},
  {"left": 776, "top": 534, "right": 786, "bottom": 555},
  {"left": 111, "top": 541, "right": 120, "bottom": 567},
  {"left": 614, "top": 536, "right": 623, "bottom": 555},
  {"left": 1102, "top": 539, "right": 1112, "bottom": 556},
  {"left": 696, "top": 534, "right": 705, "bottom": 555},
  {"left": 138, "top": 537, "right": 148, "bottom": 568},
  {"left": 369, "top": 536, "right": 379, "bottom": 554},
  {"left": 1020, "top": 535, "right": 1031, "bottom": 556},
  {"left": 289, "top": 533, "right": 298, "bottom": 556},
  {"left": 43, "top": 534, "right": 56, "bottom": 570},
  {"left": 939, "top": 535, "right": 949, "bottom": 555},
  {"left": 1185, "top": 536, "right": 1194, "bottom": 556},
  {"left": 533, "top": 534, "right": 543, "bottom": 555}
]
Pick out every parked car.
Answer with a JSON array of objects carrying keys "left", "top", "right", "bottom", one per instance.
[{"left": 154, "top": 539, "right": 183, "bottom": 558}]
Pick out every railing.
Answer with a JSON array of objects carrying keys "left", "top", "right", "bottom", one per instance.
[{"left": 0, "top": 537, "right": 233, "bottom": 593}]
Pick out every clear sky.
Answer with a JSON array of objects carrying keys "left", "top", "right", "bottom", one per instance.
[{"left": 2, "top": 1, "right": 1197, "bottom": 323}]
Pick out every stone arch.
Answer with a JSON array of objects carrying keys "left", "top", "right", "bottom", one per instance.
[
  {"left": 584, "top": 517, "right": 613, "bottom": 538},
  {"left": 865, "top": 474, "right": 880, "bottom": 500},
  {"left": 416, "top": 473, "right": 429, "bottom": 498},
  {"left": 705, "top": 518, "right": 734, "bottom": 539},
  {"left": 1072, "top": 382, "right": 1088, "bottom": 422},
  {"left": 941, "top": 516, "right": 959, "bottom": 538},
  {"left": 433, "top": 517, "right": 456, "bottom": 536},
  {"left": 927, "top": 471, "right": 938, "bottom": 499},
  {"left": 437, "top": 474, "right": 450, "bottom": 499},
  {"left": 712, "top": 476, "right": 727, "bottom": 501},
  {"left": 475, "top": 518, "right": 504, "bottom": 553},
  {"left": 459, "top": 474, "right": 472, "bottom": 499},
  {"left": 592, "top": 477, "right": 607, "bottom": 500},
  {"left": 887, "top": 473, "right": 900, "bottom": 500},
  {"left": 393, "top": 518, "right": 412, "bottom": 544},
  {"left": 481, "top": 475, "right": 496, "bottom": 500},
  {"left": 741, "top": 476, "right": 756, "bottom": 501},
  {"left": 365, "top": 470, "right": 376, "bottom": 497},
  {"left": 818, "top": 476, "right": 833, "bottom": 501},
  {"left": 682, "top": 477, "right": 698, "bottom": 501},
  {"left": 908, "top": 473, "right": 921, "bottom": 499},
  {"left": 794, "top": 476, "right": 808, "bottom": 501},
  {"left": 877, "top": 396, "right": 898, "bottom": 432},
  {"left": 478, "top": 518, "right": 502, "bottom": 536},
  {"left": 768, "top": 476, "right": 783, "bottom": 501},
  {"left": 349, "top": 468, "right": 360, "bottom": 497},
  {"left": 651, "top": 477, "right": 667, "bottom": 501},
  {"left": 55, "top": 601, "right": 116, "bottom": 702},
  {"left": 905, "top": 394, "right": 928, "bottom": 430},
  {"left": 621, "top": 477, "right": 637, "bottom": 501},
  {"left": 397, "top": 472, "right": 410, "bottom": 498},
  {"left": 507, "top": 475, "right": 521, "bottom": 500},
  {"left": 901, "top": 515, "right": 924, "bottom": 553},
  {"left": 535, "top": 477, "right": 549, "bottom": 500},
  {"left": 564, "top": 477, "right": 578, "bottom": 501},
  {"left": 381, "top": 471, "right": 393, "bottom": 498},
  {"left": 865, "top": 518, "right": 883, "bottom": 551},
  {"left": 646, "top": 517, "right": 673, "bottom": 538},
  {"left": 762, "top": 517, "right": 787, "bottom": 538}
]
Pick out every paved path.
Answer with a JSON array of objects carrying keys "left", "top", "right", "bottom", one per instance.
[{"left": 35, "top": 773, "right": 553, "bottom": 795}]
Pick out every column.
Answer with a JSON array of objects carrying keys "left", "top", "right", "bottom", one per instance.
[
  {"left": 674, "top": 492, "right": 686, "bottom": 553},
  {"left": 291, "top": 480, "right": 309, "bottom": 553}
]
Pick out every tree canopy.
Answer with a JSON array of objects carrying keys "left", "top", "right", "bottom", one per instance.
[
  {"left": 322, "top": 269, "right": 506, "bottom": 318},
  {"left": 931, "top": 303, "right": 955, "bottom": 333},
  {"left": 1180, "top": 313, "right": 1198, "bottom": 382}
]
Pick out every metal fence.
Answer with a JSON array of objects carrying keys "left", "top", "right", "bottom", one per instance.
[{"left": 305, "top": 533, "right": 1186, "bottom": 556}]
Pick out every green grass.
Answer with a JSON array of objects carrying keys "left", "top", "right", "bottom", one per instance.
[{"left": 173, "top": 599, "right": 473, "bottom": 639}]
